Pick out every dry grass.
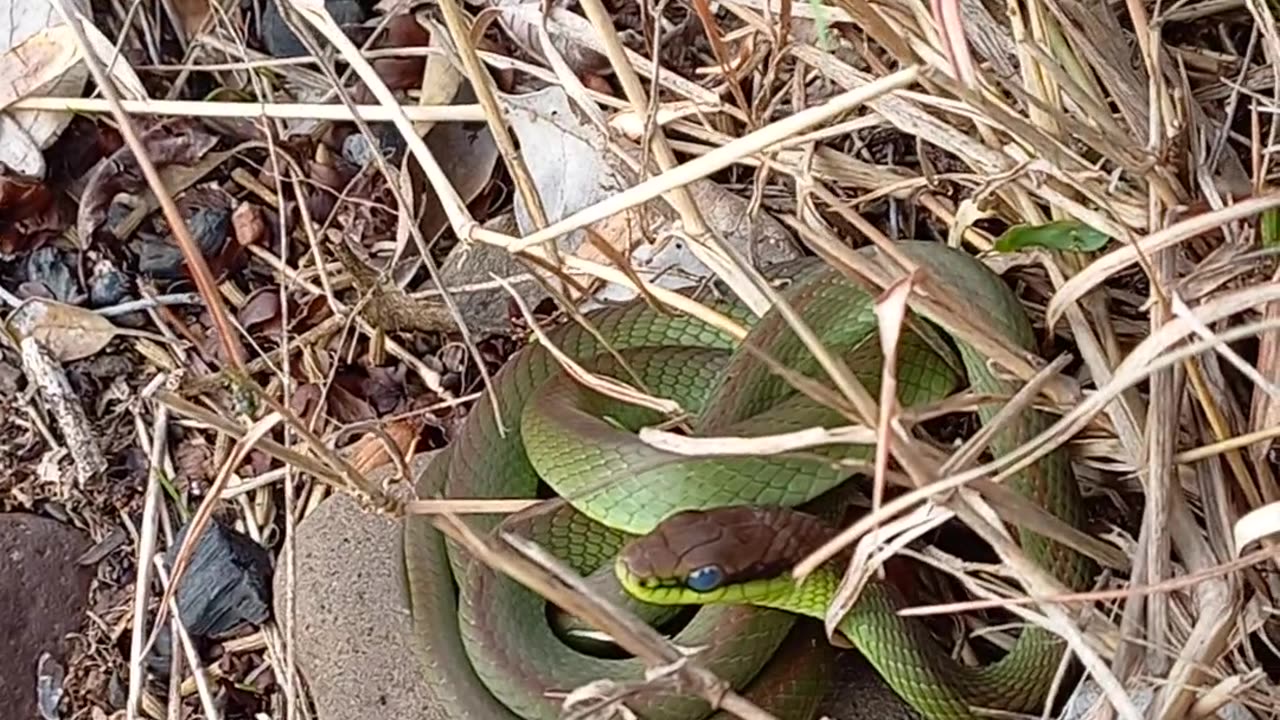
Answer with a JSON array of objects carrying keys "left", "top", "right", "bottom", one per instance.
[{"left": 8, "top": 0, "right": 1280, "bottom": 718}]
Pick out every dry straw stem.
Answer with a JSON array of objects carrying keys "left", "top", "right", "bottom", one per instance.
[
  {"left": 432, "top": 511, "right": 780, "bottom": 720},
  {"left": 500, "top": 66, "right": 922, "bottom": 253},
  {"left": 125, "top": 405, "right": 170, "bottom": 720},
  {"left": 150, "top": 558, "right": 221, "bottom": 720},
  {"left": 8, "top": 96, "right": 486, "bottom": 121},
  {"left": 433, "top": 0, "right": 550, "bottom": 244}
]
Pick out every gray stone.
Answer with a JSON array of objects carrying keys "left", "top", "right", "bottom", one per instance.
[
  {"left": 276, "top": 452, "right": 438, "bottom": 720},
  {"left": 438, "top": 214, "right": 545, "bottom": 336},
  {"left": 0, "top": 513, "right": 94, "bottom": 720}
]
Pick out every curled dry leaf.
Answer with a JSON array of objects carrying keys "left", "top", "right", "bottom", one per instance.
[
  {"left": 77, "top": 119, "right": 218, "bottom": 247},
  {"left": 6, "top": 297, "right": 167, "bottom": 362},
  {"left": 238, "top": 289, "right": 282, "bottom": 334}
]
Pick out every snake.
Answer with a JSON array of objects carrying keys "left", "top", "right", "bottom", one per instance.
[{"left": 400, "top": 239, "right": 1096, "bottom": 720}]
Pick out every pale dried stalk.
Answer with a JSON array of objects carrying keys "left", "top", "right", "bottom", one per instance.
[
  {"left": 1139, "top": 248, "right": 1177, "bottom": 678},
  {"left": 433, "top": 0, "right": 552, "bottom": 245},
  {"left": 8, "top": 96, "right": 485, "bottom": 121},
  {"left": 126, "top": 405, "right": 169, "bottom": 720},
  {"left": 151, "top": 559, "right": 221, "bottom": 720},
  {"left": 1150, "top": 488, "right": 1240, "bottom": 719}
]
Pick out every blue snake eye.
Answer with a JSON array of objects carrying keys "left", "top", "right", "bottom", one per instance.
[{"left": 685, "top": 565, "right": 724, "bottom": 592}]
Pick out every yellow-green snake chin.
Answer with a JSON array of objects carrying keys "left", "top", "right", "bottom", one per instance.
[
  {"left": 614, "top": 555, "right": 839, "bottom": 622},
  {"left": 401, "top": 240, "right": 1096, "bottom": 720}
]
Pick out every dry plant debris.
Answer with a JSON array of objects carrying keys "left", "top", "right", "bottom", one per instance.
[{"left": 0, "top": 0, "right": 1277, "bottom": 718}]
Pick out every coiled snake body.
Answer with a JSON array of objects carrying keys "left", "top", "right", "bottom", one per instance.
[{"left": 401, "top": 240, "right": 1095, "bottom": 720}]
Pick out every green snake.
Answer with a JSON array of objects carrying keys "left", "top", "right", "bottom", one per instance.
[{"left": 401, "top": 240, "right": 1095, "bottom": 720}]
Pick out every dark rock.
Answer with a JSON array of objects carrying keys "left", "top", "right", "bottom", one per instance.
[
  {"left": 260, "top": 0, "right": 366, "bottom": 58},
  {"left": 0, "top": 513, "right": 95, "bottom": 720},
  {"left": 145, "top": 517, "right": 274, "bottom": 677}
]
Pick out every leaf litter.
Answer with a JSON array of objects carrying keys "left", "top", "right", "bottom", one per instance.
[{"left": 0, "top": 0, "right": 1279, "bottom": 719}]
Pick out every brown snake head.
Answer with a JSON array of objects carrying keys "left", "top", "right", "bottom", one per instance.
[{"left": 618, "top": 506, "right": 836, "bottom": 593}]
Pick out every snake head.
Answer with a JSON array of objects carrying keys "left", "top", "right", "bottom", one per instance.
[{"left": 616, "top": 506, "right": 835, "bottom": 604}]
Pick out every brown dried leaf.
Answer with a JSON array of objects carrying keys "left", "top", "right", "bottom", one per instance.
[{"left": 5, "top": 297, "right": 164, "bottom": 361}]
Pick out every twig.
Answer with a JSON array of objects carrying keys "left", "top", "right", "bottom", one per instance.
[{"left": 125, "top": 403, "right": 169, "bottom": 720}]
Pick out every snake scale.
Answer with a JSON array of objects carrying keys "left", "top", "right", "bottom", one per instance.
[{"left": 401, "top": 240, "right": 1096, "bottom": 720}]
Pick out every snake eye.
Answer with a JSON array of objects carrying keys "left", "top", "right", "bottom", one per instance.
[{"left": 685, "top": 565, "right": 724, "bottom": 592}]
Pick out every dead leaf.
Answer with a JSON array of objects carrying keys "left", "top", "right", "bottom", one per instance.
[
  {"left": 6, "top": 297, "right": 167, "bottom": 361},
  {"left": 77, "top": 118, "right": 219, "bottom": 247},
  {"left": 239, "top": 289, "right": 281, "bottom": 333},
  {"left": 396, "top": 120, "right": 498, "bottom": 261}
]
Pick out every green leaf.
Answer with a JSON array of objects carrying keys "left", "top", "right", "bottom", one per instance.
[
  {"left": 994, "top": 220, "right": 1111, "bottom": 253},
  {"left": 1261, "top": 208, "right": 1280, "bottom": 248}
]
